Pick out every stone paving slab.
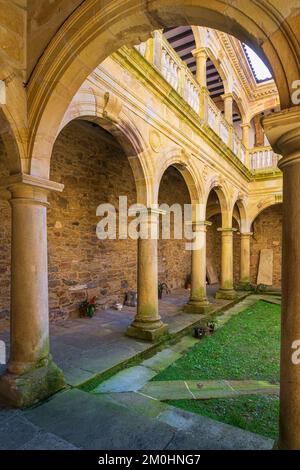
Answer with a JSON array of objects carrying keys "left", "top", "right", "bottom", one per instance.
[
  {"left": 0, "top": 415, "right": 41, "bottom": 450},
  {"left": 103, "top": 391, "right": 168, "bottom": 418},
  {"left": 158, "top": 407, "right": 273, "bottom": 450},
  {"left": 92, "top": 366, "right": 156, "bottom": 393},
  {"left": 141, "top": 349, "right": 181, "bottom": 372},
  {"left": 19, "top": 432, "right": 80, "bottom": 450},
  {"left": 140, "top": 379, "right": 279, "bottom": 401},
  {"left": 24, "top": 389, "right": 175, "bottom": 450},
  {"left": 169, "top": 336, "right": 199, "bottom": 353}
]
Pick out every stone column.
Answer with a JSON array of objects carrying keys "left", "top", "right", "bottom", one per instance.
[
  {"left": 241, "top": 123, "right": 251, "bottom": 168},
  {"left": 215, "top": 227, "right": 237, "bottom": 299},
  {"left": 127, "top": 208, "right": 168, "bottom": 341},
  {"left": 241, "top": 123, "right": 250, "bottom": 148},
  {"left": 254, "top": 114, "right": 264, "bottom": 146},
  {"left": 0, "top": 175, "right": 65, "bottom": 408},
  {"left": 222, "top": 93, "right": 233, "bottom": 125},
  {"left": 263, "top": 107, "right": 300, "bottom": 450},
  {"left": 184, "top": 221, "right": 212, "bottom": 314},
  {"left": 238, "top": 232, "right": 252, "bottom": 289},
  {"left": 193, "top": 48, "right": 207, "bottom": 88}
]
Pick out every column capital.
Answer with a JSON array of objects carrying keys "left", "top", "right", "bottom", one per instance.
[
  {"left": 138, "top": 207, "right": 166, "bottom": 217},
  {"left": 0, "top": 173, "right": 64, "bottom": 194},
  {"left": 186, "top": 220, "right": 212, "bottom": 230},
  {"left": 263, "top": 107, "right": 300, "bottom": 168},
  {"left": 221, "top": 92, "right": 233, "bottom": 101},
  {"left": 192, "top": 47, "right": 208, "bottom": 59},
  {"left": 241, "top": 122, "right": 251, "bottom": 129},
  {"left": 217, "top": 227, "right": 238, "bottom": 233},
  {"left": 0, "top": 174, "right": 64, "bottom": 207},
  {"left": 240, "top": 231, "right": 253, "bottom": 237}
]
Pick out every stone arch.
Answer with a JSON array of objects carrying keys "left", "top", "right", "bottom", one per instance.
[
  {"left": 155, "top": 148, "right": 205, "bottom": 218},
  {"left": 192, "top": 26, "right": 229, "bottom": 94},
  {"left": 205, "top": 176, "right": 231, "bottom": 226},
  {"left": 27, "top": 0, "right": 300, "bottom": 178},
  {"left": 49, "top": 87, "right": 152, "bottom": 206},
  {"left": 232, "top": 92, "right": 247, "bottom": 125},
  {"left": 0, "top": 108, "right": 22, "bottom": 175},
  {"left": 250, "top": 195, "right": 283, "bottom": 228},
  {"left": 231, "top": 195, "right": 250, "bottom": 232}
]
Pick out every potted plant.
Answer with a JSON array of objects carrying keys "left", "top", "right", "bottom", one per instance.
[
  {"left": 79, "top": 296, "right": 97, "bottom": 318},
  {"left": 158, "top": 282, "right": 170, "bottom": 299},
  {"left": 206, "top": 319, "right": 218, "bottom": 334},
  {"left": 194, "top": 326, "right": 206, "bottom": 339}
]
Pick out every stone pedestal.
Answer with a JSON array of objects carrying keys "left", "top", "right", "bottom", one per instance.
[
  {"left": 238, "top": 232, "right": 252, "bottom": 290},
  {"left": 216, "top": 227, "right": 237, "bottom": 300},
  {"left": 127, "top": 209, "right": 168, "bottom": 342},
  {"left": 0, "top": 175, "right": 65, "bottom": 408},
  {"left": 263, "top": 107, "right": 300, "bottom": 449},
  {"left": 184, "top": 221, "right": 212, "bottom": 314}
]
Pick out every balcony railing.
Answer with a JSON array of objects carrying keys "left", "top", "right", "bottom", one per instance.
[
  {"left": 134, "top": 33, "right": 280, "bottom": 173},
  {"left": 249, "top": 146, "right": 281, "bottom": 170}
]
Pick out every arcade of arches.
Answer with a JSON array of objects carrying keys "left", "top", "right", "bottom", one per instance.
[{"left": 1, "top": 0, "right": 300, "bottom": 450}]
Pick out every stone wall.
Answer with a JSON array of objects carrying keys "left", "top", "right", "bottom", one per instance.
[
  {"left": 206, "top": 206, "right": 282, "bottom": 288},
  {"left": 0, "top": 139, "right": 11, "bottom": 319},
  {"left": 158, "top": 166, "right": 191, "bottom": 290},
  {"left": 48, "top": 120, "right": 138, "bottom": 318},
  {"left": 0, "top": 127, "right": 283, "bottom": 322},
  {"left": 250, "top": 204, "right": 282, "bottom": 288},
  {"left": 206, "top": 214, "right": 221, "bottom": 283}
]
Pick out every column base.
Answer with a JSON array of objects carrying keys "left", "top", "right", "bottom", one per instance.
[
  {"left": 237, "top": 281, "right": 252, "bottom": 291},
  {"left": 0, "top": 357, "right": 65, "bottom": 408},
  {"left": 126, "top": 323, "right": 168, "bottom": 342},
  {"left": 215, "top": 288, "right": 237, "bottom": 300},
  {"left": 183, "top": 299, "right": 213, "bottom": 315}
]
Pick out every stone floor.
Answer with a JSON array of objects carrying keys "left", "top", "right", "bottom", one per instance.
[
  {"left": 0, "top": 289, "right": 275, "bottom": 450},
  {"left": 0, "top": 286, "right": 245, "bottom": 387}
]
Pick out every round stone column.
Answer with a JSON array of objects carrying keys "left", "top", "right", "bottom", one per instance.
[
  {"left": 241, "top": 123, "right": 251, "bottom": 168},
  {"left": 184, "top": 221, "right": 212, "bottom": 314},
  {"left": 215, "top": 227, "right": 237, "bottom": 299},
  {"left": 238, "top": 232, "right": 252, "bottom": 289},
  {"left": 127, "top": 208, "right": 168, "bottom": 341},
  {"left": 0, "top": 175, "right": 65, "bottom": 408},
  {"left": 263, "top": 107, "right": 300, "bottom": 449},
  {"left": 193, "top": 48, "right": 208, "bottom": 88},
  {"left": 222, "top": 93, "right": 233, "bottom": 125}
]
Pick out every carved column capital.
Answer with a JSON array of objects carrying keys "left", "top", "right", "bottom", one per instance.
[{"left": 263, "top": 107, "right": 300, "bottom": 169}]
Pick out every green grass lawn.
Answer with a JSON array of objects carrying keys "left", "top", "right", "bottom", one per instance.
[{"left": 154, "top": 300, "right": 280, "bottom": 439}]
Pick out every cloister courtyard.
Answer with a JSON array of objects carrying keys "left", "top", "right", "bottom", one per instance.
[{"left": 1, "top": 0, "right": 300, "bottom": 454}]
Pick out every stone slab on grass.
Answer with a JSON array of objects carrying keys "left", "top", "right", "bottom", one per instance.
[
  {"left": 169, "top": 336, "right": 198, "bottom": 353},
  {"left": 140, "top": 379, "right": 279, "bottom": 401},
  {"left": 141, "top": 349, "right": 181, "bottom": 372},
  {"left": 92, "top": 366, "right": 156, "bottom": 393},
  {"left": 104, "top": 391, "right": 168, "bottom": 418}
]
